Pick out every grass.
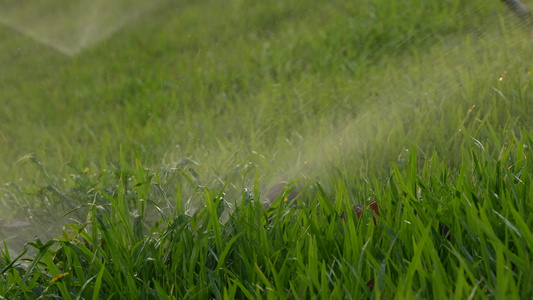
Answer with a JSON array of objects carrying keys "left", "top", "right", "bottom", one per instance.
[
  {"left": 0, "top": 0, "right": 533, "bottom": 298},
  {"left": 1, "top": 140, "right": 532, "bottom": 298}
]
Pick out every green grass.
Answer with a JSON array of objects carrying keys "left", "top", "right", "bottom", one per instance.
[
  {"left": 1, "top": 0, "right": 533, "bottom": 298},
  {"left": 1, "top": 140, "right": 532, "bottom": 298}
]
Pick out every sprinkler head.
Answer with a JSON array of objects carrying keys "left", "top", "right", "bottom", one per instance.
[{"left": 262, "top": 182, "right": 299, "bottom": 209}]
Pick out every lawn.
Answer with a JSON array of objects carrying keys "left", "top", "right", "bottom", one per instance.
[{"left": 1, "top": 0, "right": 532, "bottom": 298}]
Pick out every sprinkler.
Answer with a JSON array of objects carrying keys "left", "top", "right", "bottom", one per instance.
[
  {"left": 262, "top": 182, "right": 299, "bottom": 209},
  {"left": 501, "top": 0, "right": 532, "bottom": 24}
]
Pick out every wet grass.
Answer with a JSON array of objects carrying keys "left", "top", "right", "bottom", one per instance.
[
  {"left": 1, "top": 0, "right": 533, "bottom": 298},
  {"left": 1, "top": 138, "right": 532, "bottom": 298},
  {"left": 0, "top": 0, "right": 518, "bottom": 181}
]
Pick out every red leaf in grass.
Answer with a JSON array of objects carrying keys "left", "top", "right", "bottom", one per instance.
[
  {"left": 340, "top": 201, "right": 380, "bottom": 224},
  {"left": 354, "top": 204, "right": 364, "bottom": 217},
  {"left": 366, "top": 279, "right": 375, "bottom": 290},
  {"left": 369, "top": 201, "right": 380, "bottom": 216}
]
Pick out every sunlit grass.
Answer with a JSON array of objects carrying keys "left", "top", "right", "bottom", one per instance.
[
  {"left": 1, "top": 0, "right": 533, "bottom": 298},
  {"left": 1, "top": 138, "right": 532, "bottom": 298}
]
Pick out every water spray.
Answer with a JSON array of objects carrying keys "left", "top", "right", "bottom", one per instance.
[
  {"left": 261, "top": 0, "right": 533, "bottom": 209},
  {"left": 0, "top": 0, "right": 168, "bottom": 56}
]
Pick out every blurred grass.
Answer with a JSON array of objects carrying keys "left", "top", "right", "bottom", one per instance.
[
  {"left": 1, "top": 0, "right": 533, "bottom": 297},
  {"left": 1, "top": 0, "right": 525, "bottom": 183}
]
